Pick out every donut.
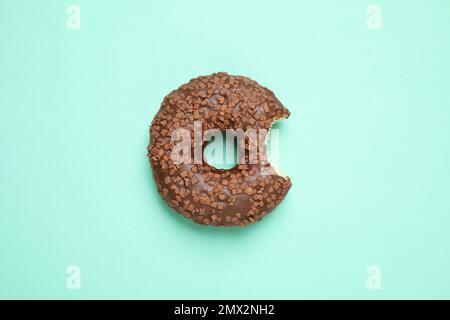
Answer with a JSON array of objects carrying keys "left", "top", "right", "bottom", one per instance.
[{"left": 147, "top": 72, "right": 291, "bottom": 226}]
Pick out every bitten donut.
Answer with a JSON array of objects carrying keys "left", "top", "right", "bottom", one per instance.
[{"left": 147, "top": 72, "right": 291, "bottom": 226}]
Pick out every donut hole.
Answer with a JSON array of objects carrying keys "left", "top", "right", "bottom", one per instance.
[{"left": 203, "top": 131, "right": 243, "bottom": 170}]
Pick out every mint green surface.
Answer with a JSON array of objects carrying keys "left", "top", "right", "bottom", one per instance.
[{"left": 1, "top": 0, "right": 449, "bottom": 299}]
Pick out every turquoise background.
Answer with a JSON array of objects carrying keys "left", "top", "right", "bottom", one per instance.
[{"left": 1, "top": 0, "right": 449, "bottom": 299}]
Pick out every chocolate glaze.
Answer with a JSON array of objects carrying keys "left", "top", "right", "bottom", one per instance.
[{"left": 148, "top": 72, "right": 291, "bottom": 226}]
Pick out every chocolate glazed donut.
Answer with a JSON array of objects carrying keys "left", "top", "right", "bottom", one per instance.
[{"left": 147, "top": 72, "right": 291, "bottom": 226}]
